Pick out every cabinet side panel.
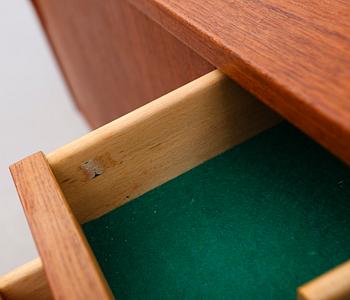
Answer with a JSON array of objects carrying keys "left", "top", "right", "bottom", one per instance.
[{"left": 32, "top": 0, "right": 214, "bottom": 128}]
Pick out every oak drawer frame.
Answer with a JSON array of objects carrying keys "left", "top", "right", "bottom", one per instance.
[{"left": 0, "top": 71, "right": 349, "bottom": 300}]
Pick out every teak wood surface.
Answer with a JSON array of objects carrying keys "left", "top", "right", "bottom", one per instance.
[
  {"left": 9, "top": 153, "right": 113, "bottom": 300},
  {"left": 129, "top": 0, "right": 350, "bottom": 165},
  {"left": 33, "top": 0, "right": 350, "bottom": 164},
  {"left": 32, "top": 0, "right": 213, "bottom": 128}
]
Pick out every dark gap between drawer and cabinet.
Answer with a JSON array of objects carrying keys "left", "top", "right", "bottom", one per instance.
[{"left": 83, "top": 122, "right": 350, "bottom": 300}]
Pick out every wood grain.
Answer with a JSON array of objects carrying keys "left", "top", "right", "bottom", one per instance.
[
  {"left": 298, "top": 260, "right": 350, "bottom": 300},
  {"left": 10, "top": 152, "right": 113, "bottom": 300},
  {"left": 0, "top": 258, "right": 52, "bottom": 300},
  {"left": 46, "top": 70, "right": 280, "bottom": 223},
  {"left": 129, "top": 0, "right": 350, "bottom": 165},
  {"left": 32, "top": 0, "right": 213, "bottom": 128}
]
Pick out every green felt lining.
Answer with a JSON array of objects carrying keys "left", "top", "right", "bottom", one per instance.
[{"left": 83, "top": 123, "right": 350, "bottom": 300}]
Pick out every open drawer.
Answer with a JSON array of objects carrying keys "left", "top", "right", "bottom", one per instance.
[{"left": 1, "top": 71, "right": 349, "bottom": 300}]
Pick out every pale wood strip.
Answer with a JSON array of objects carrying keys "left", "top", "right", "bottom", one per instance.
[
  {"left": 298, "top": 260, "right": 350, "bottom": 300},
  {"left": 47, "top": 70, "right": 281, "bottom": 223},
  {"left": 10, "top": 153, "right": 113, "bottom": 300},
  {"left": 0, "top": 258, "right": 52, "bottom": 300}
]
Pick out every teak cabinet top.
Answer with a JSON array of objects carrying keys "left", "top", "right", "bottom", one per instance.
[
  {"left": 130, "top": 0, "right": 350, "bottom": 164},
  {"left": 33, "top": 0, "right": 350, "bottom": 165}
]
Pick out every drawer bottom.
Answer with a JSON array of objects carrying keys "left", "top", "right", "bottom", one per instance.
[{"left": 83, "top": 122, "right": 350, "bottom": 299}]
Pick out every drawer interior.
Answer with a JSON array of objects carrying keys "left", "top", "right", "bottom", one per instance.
[
  {"left": 83, "top": 122, "right": 350, "bottom": 300},
  {"left": 5, "top": 71, "right": 349, "bottom": 300}
]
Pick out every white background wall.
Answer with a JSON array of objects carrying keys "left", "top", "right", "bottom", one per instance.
[{"left": 0, "top": 0, "right": 89, "bottom": 275}]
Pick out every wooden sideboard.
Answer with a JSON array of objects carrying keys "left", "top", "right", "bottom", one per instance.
[
  {"left": 1, "top": 1, "right": 350, "bottom": 300},
  {"left": 33, "top": 0, "right": 350, "bottom": 165}
]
